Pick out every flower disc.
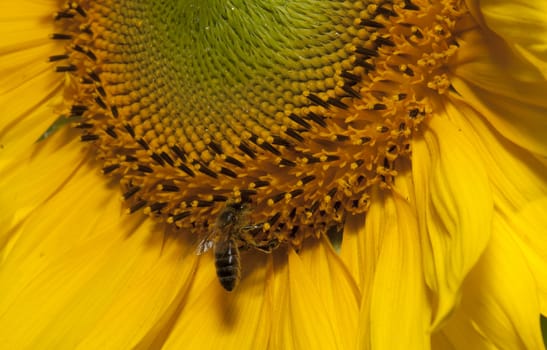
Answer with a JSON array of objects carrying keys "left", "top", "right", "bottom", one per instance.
[{"left": 51, "top": 0, "right": 463, "bottom": 248}]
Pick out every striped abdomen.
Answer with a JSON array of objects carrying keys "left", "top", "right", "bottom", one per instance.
[{"left": 214, "top": 238, "right": 241, "bottom": 292}]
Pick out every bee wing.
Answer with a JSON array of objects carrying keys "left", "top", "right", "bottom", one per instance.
[
  {"left": 195, "top": 229, "right": 217, "bottom": 255},
  {"left": 240, "top": 223, "right": 263, "bottom": 232},
  {"left": 195, "top": 238, "right": 214, "bottom": 255}
]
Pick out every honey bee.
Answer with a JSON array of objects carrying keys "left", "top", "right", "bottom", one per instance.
[{"left": 196, "top": 202, "right": 264, "bottom": 292}]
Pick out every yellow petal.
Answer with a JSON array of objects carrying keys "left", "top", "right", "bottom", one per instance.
[
  {"left": 0, "top": 1, "right": 59, "bottom": 49},
  {"left": 161, "top": 251, "right": 271, "bottom": 349},
  {"left": 443, "top": 97, "right": 546, "bottom": 212},
  {"left": 412, "top": 115, "right": 492, "bottom": 329},
  {"left": 507, "top": 198, "right": 547, "bottom": 315},
  {"left": 0, "top": 70, "right": 63, "bottom": 151},
  {"left": 0, "top": 0, "right": 68, "bottom": 243},
  {"left": 0, "top": 163, "right": 197, "bottom": 349},
  {"left": 431, "top": 332, "right": 456, "bottom": 350},
  {"left": 297, "top": 237, "right": 360, "bottom": 350},
  {"left": 0, "top": 135, "right": 87, "bottom": 258},
  {"left": 269, "top": 246, "right": 351, "bottom": 350},
  {"left": 358, "top": 189, "right": 431, "bottom": 350},
  {"left": 444, "top": 217, "right": 544, "bottom": 349},
  {"left": 451, "top": 29, "right": 547, "bottom": 157},
  {"left": 0, "top": 0, "right": 64, "bottom": 149},
  {"left": 339, "top": 213, "right": 367, "bottom": 291},
  {"left": 340, "top": 158, "right": 415, "bottom": 293},
  {"left": 478, "top": 0, "right": 547, "bottom": 78},
  {"left": 442, "top": 97, "right": 547, "bottom": 314},
  {"left": 440, "top": 311, "right": 498, "bottom": 349}
]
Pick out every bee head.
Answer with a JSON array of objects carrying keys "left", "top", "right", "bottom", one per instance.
[{"left": 218, "top": 209, "right": 236, "bottom": 228}]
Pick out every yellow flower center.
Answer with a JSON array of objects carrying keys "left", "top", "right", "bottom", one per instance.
[{"left": 50, "top": 0, "right": 465, "bottom": 249}]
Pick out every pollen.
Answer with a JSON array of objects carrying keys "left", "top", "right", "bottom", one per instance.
[{"left": 50, "top": 0, "right": 465, "bottom": 250}]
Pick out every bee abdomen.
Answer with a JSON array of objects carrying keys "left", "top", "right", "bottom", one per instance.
[{"left": 214, "top": 240, "right": 241, "bottom": 291}]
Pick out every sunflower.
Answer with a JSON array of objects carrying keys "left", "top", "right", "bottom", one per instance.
[{"left": 1, "top": 0, "right": 546, "bottom": 348}]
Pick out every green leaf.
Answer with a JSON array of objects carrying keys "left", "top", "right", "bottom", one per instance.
[
  {"left": 36, "top": 115, "right": 76, "bottom": 142},
  {"left": 326, "top": 224, "right": 343, "bottom": 253},
  {"left": 541, "top": 315, "right": 547, "bottom": 349}
]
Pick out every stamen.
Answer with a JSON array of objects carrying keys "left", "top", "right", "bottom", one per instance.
[
  {"left": 50, "top": 33, "right": 72, "bottom": 40},
  {"left": 306, "top": 113, "right": 327, "bottom": 128},
  {"left": 123, "top": 186, "right": 140, "bottom": 200},
  {"left": 306, "top": 93, "right": 330, "bottom": 108},
  {"left": 54, "top": 12, "right": 75, "bottom": 20},
  {"left": 102, "top": 164, "right": 120, "bottom": 175},
  {"left": 80, "top": 134, "right": 98, "bottom": 141},
  {"left": 48, "top": 54, "right": 69, "bottom": 62},
  {"left": 284, "top": 128, "right": 304, "bottom": 142},
  {"left": 129, "top": 200, "right": 147, "bottom": 214},
  {"left": 197, "top": 164, "right": 218, "bottom": 179},
  {"left": 220, "top": 167, "right": 238, "bottom": 178},
  {"left": 55, "top": 65, "right": 77, "bottom": 72},
  {"left": 288, "top": 114, "right": 312, "bottom": 130}
]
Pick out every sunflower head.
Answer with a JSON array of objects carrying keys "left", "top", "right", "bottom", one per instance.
[
  {"left": 49, "top": 0, "right": 462, "bottom": 251},
  {"left": 2, "top": 0, "right": 547, "bottom": 347}
]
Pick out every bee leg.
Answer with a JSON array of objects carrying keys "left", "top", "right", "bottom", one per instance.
[
  {"left": 241, "top": 223, "right": 263, "bottom": 233},
  {"left": 239, "top": 229, "right": 256, "bottom": 246},
  {"left": 253, "top": 237, "right": 279, "bottom": 253}
]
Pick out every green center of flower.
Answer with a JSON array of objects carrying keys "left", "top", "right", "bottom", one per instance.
[{"left": 50, "top": 0, "right": 465, "bottom": 249}]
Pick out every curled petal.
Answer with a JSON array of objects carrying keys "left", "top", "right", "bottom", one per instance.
[
  {"left": 413, "top": 116, "right": 493, "bottom": 329},
  {"left": 452, "top": 29, "right": 547, "bottom": 157},
  {"left": 476, "top": 0, "right": 547, "bottom": 78},
  {"left": 443, "top": 217, "right": 544, "bottom": 349},
  {"left": 506, "top": 198, "right": 547, "bottom": 315},
  {"left": 443, "top": 98, "right": 547, "bottom": 313}
]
